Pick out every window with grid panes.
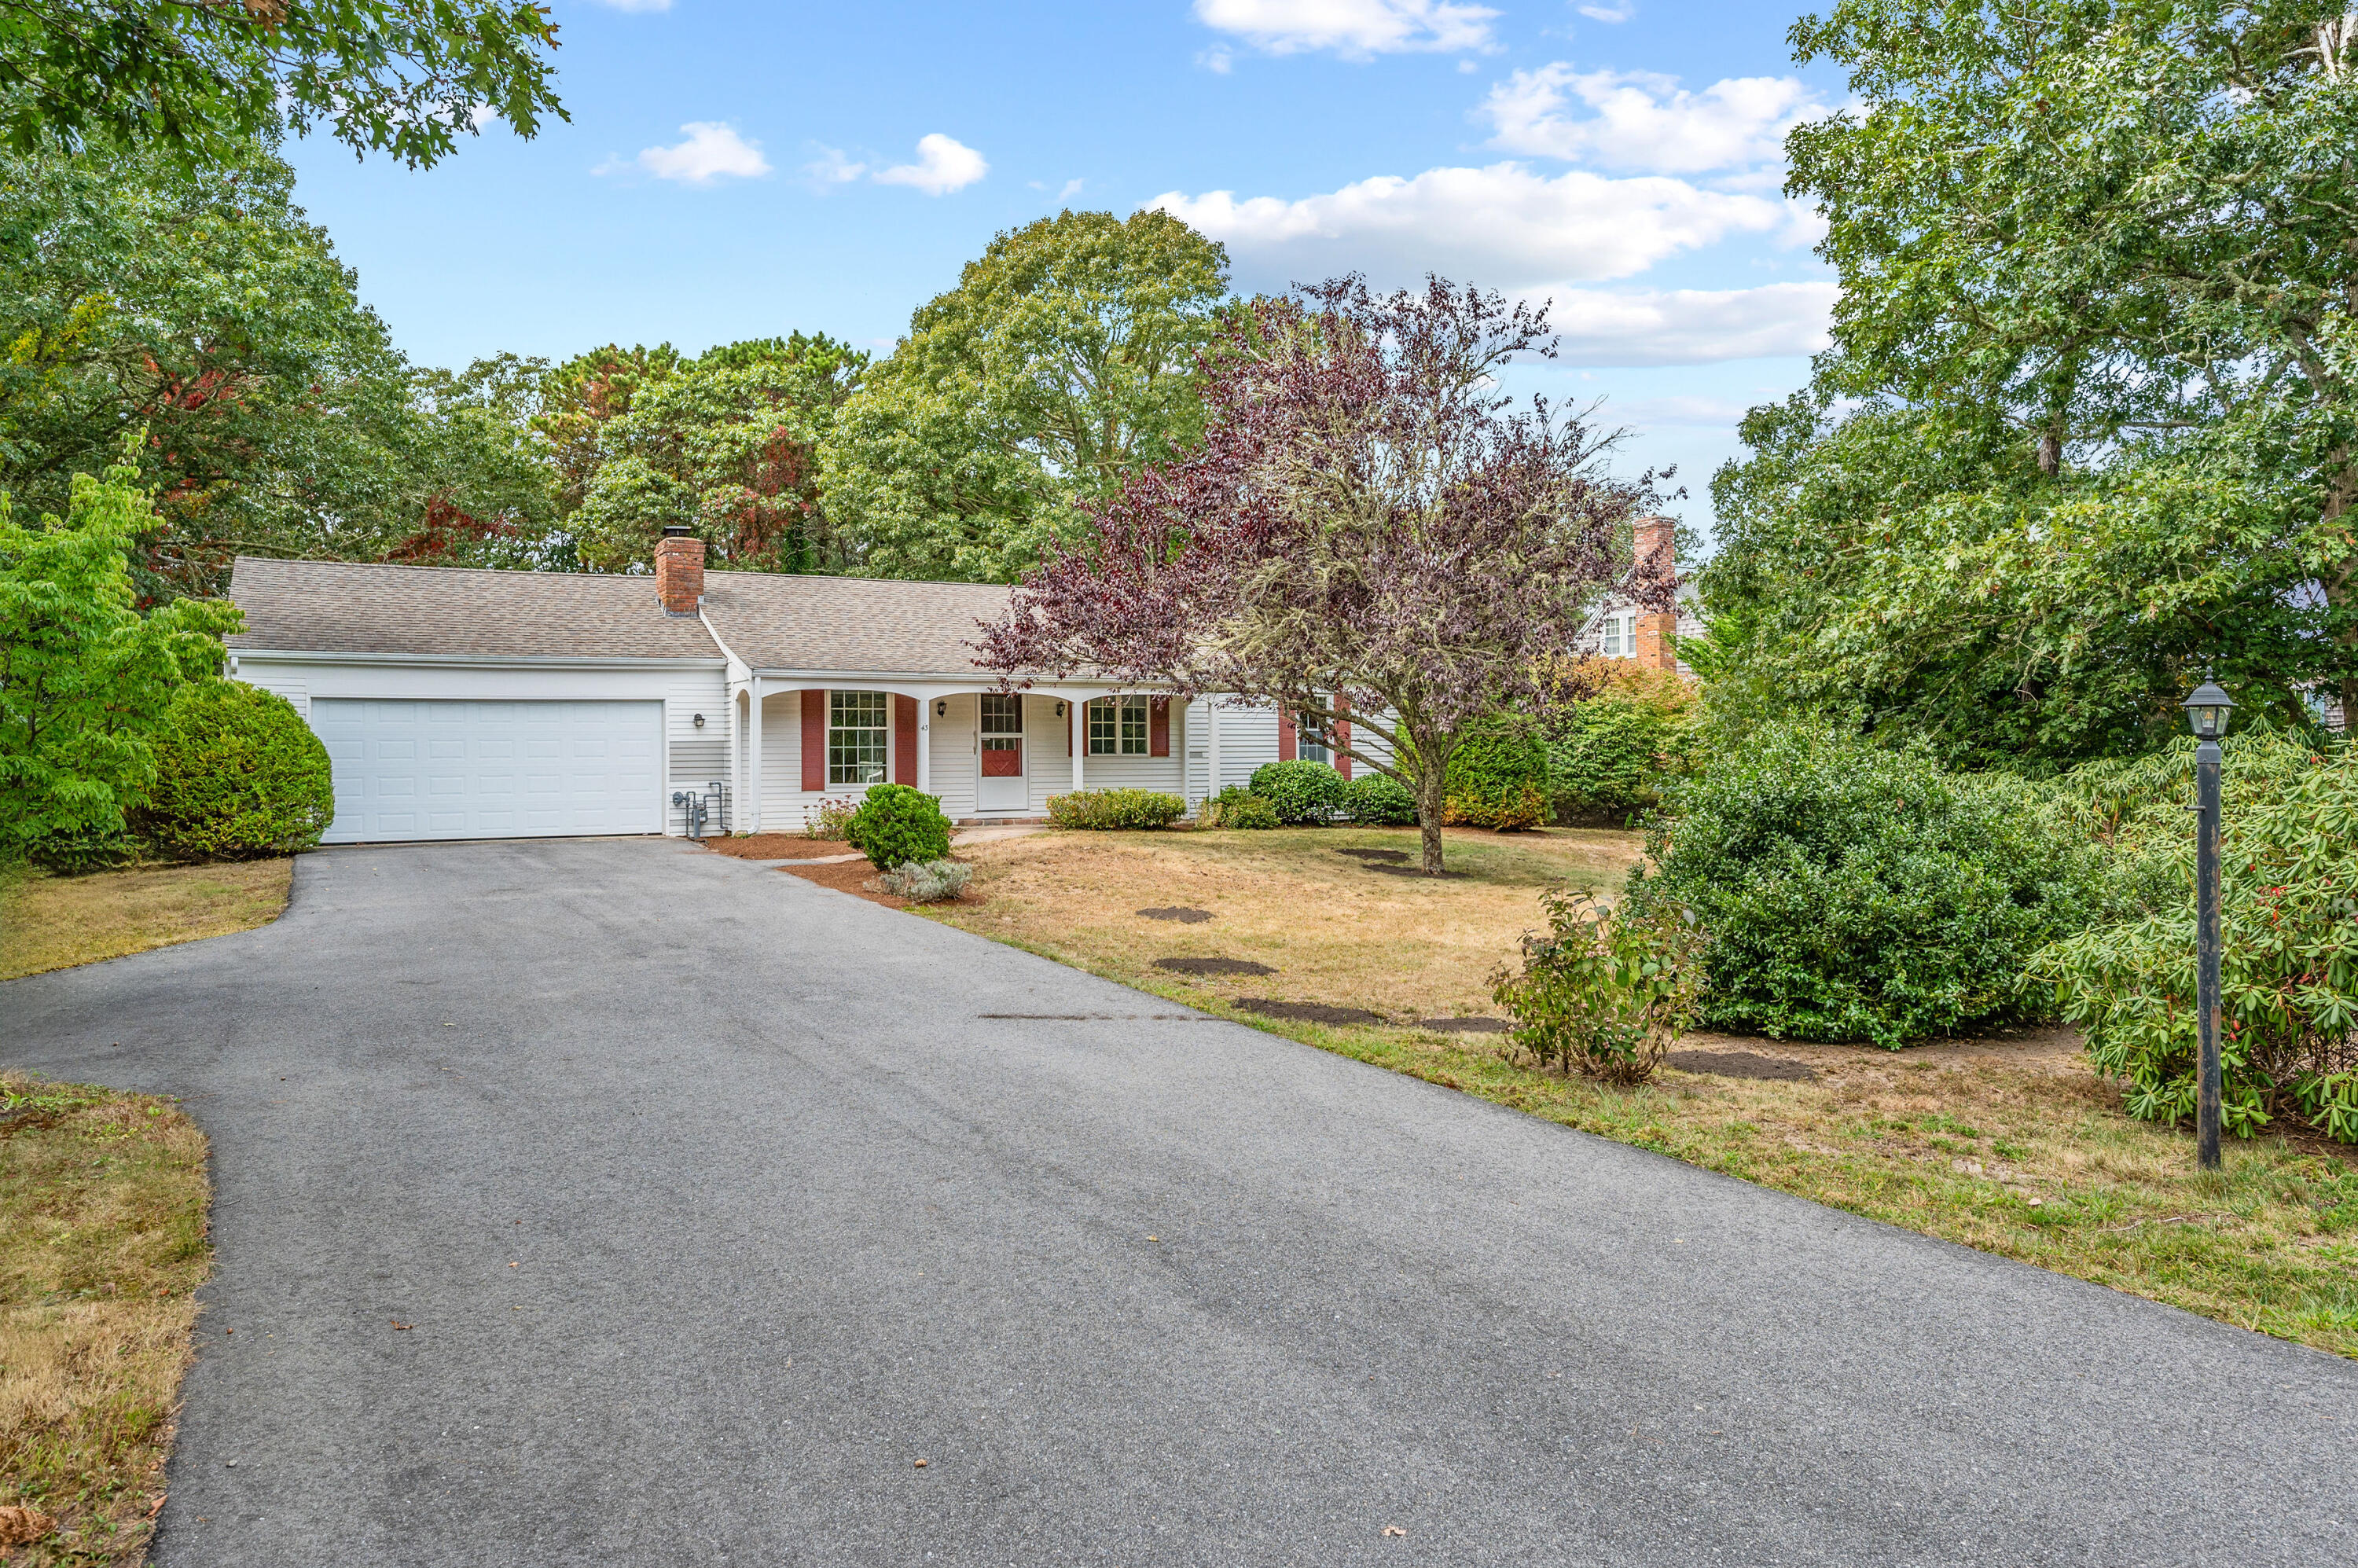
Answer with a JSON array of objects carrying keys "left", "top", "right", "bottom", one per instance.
[
  {"left": 1088, "top": 696, "right": 1149, "bottom": 755},
  {"left": 828, "top": 691, "right": 888, "bottom": 784}
]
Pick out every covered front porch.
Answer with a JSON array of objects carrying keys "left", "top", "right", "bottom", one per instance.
[{"left": 718, "top": 678, "right": 1275, "bottom": 832}]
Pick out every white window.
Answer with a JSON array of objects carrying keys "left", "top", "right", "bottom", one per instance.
[
  {"left": 828, "top": 691, "right": 888, "bottom": 785},
  {"left": 1089, "top": 696, "right": 1149, "bottom": 755},
  {"left": 1600, "top": 614, "right": 1633, "bottom": 658},
  {"left": 1296, "top": 711, "right": 1330, "bottom": 764}
]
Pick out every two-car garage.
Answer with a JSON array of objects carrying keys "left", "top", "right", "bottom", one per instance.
[{"left": 310, "top": 700, "right": 667, "bottom": 844}]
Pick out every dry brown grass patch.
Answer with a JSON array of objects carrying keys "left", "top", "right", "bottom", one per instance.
[
  {"left": 1, "top": 1073, "right": 212, "bottom": 1565},
  {"left": 0, "top": 861, "right": 291, "bottom": 981}
]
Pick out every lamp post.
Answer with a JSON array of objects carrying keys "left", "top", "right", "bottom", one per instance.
[{"left": 2182, "top": 680, "right": 2235, "bottom": 1172}]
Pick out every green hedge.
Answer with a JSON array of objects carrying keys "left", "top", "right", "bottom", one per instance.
[
  {"left": 1438, "top": 719, "right": 1548, "bottom": 831},
  {"left": 1344, "top": 772, "right": 1417, "bottom": 825},
  {"left": 847, "top": 784, "right": 952, "bottom": 870},
  {"left": 135, "top": 681, "right": 335, "bottom": 861},
  {"left": 1249, "top": 760, "right": 1346, "bottom": 824},
  {"left": 1628, "top": 726, "right": 2106, "bottom": 1048},
  {"left": 1046, "top": 789, "right": 1189, "bottom": 829},
  {"left": 1202, "top": 786, "right": 1280, "bottom": 829}
]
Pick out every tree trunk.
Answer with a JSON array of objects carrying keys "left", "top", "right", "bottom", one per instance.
[{"left": 1415, "top": 750, "right": 1449, "bottom": 874}]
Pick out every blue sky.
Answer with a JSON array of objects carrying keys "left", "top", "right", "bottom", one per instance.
[{"left": 285, "top": 0, "right": 1851, "bottom": 538}]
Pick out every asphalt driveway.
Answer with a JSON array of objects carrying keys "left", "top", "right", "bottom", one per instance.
[{"left": 5, "top": 839, "right": 2352, "bottom": 1566}]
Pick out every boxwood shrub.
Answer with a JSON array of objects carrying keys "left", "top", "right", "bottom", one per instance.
[
  {"left": 1249, "top": 760, "right": 1346, "bottom": 824},
  {"left": 1344, "top": 772, "right": 1417, "bottom": 825},
  {"left": 847, "top": 784, "right": 953, "bottom": 870},
  {"left": 1202, "top": 786, "right": 1280, "bottom": 829},
  {"left": 1626, "top": 725, "right": 2106, "bottom": 1048},
  {"left": 135, "top": 680, "right": 335, "bottom": 861},
  {"left": 1438, "top": 718, "right": 1548, "bottom": 831},
  {"left": 1046, "top": 789, "right": 1189, "bottom": 830}
]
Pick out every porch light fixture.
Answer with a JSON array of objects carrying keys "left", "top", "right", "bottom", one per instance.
[
  {"left": 2183, "top": 678, "right": 2235, "bottom": 1172},
  {"left": 936, "top": 700, "right": 948, "bottom": 718},
  {"left": 692, "top": 713, "right": 704, "bottom": 729},
  {"left": 1054, "top": 702, "right": 1067, "bottom": 718}
]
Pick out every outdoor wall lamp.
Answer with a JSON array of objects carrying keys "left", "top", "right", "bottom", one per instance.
[
  {"left": 692, "top": 713, "right": 705, "bottom": 729},
  {"left": 936, "top": 700, "right": 948, "bottom": 718},
  {"left": 1054, "top": 702, "right": 1067, "bottom": 718},
  {"left": 2182, "top": 678, "right": 2235, "bottom": 1171}
]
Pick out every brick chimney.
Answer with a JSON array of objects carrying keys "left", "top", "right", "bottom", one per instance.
[
  {"left": 655, "top": 526, "right": 703, "bottom": 615},
  {"left": 1630, "top": 514, "right": 1679, "bottom": 671}
]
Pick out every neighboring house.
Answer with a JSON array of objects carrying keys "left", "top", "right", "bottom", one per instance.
[
  {"left": 226, "top": 529, "right": 1368, "bottom": 844},
  {"left": 1572, "top": 515, "right": 1704, "bottom": 678}
]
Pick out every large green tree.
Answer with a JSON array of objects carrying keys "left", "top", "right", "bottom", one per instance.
[
  {"left": 1703, "top": 1, "right": 2358, "bottom": 766},
  {"left": 821, "top": 208, "right": 1230, "bottom": 583},
  {"left": 0, "top": 0, "right": 564, "bottom": 168},
  {"left": 1, "top": 136, "right": 558, "bottom": 597},
  {"left": 539, "top": 335, "right": 866, "bottom": 575},
  {"left": 1, "top": 446, "right": 240, "bottom": 863}
]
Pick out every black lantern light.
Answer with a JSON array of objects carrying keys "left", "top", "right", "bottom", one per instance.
[{"left": 2182, "top": 681, "right": 2235, "bottom": 740}]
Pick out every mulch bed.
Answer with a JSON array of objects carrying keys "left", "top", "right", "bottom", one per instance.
[
  {"left": 1335, "top": 847, "right": 1411, "bottom": 863},
  {"left": 1663, "top": 1048, "right": 1818, "bottom": 1082},
  {"left": 703, "top": 833, "right": 848, "bottom": 860},
  {"left": 1137, "top": 907, "right": 1214, "bottom": 924},
  {"left": 1418, "top": 1016, "right": 1512, "bottom": 1034},
  {"left": 1232, "top": 998, "right": 1383, "bottom": 1026},
  {"left": 773, "top": 860, "right": 982, "bottom": 911},
  {"left": 1335, "top": 847, "right": 1467, "bottom": 878},
  {"left": 1153, "top": 957, "right": 1276, "bottom": 977}
]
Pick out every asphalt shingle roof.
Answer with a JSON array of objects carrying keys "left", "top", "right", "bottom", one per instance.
[
  {"left": 700, "top": 571, "right": 1012, "bottom": 675},
  {"left": 223, "top": 557, "right": 1022, "bottom": 675},
  {"left": 226, "top": 558, "right": 723, "bottom": 661}
]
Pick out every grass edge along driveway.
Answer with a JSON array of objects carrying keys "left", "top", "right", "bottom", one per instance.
[
  {"left": 923, "top": 825, "right": 2358, "bottom": 1360},
  {"left": 1, "top": 1073, "right": 214, "bottom": 1566},
  {"left": 1, "top": 861, "right": 293, "bottom": 982}
]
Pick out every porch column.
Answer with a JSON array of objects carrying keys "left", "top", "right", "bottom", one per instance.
[
  {"left": 916, "top": 695, "right": 932, "bottom": 796},
  {"left": 729, "top": 685, "right": 745, "bottom": 830},
  {"left": 747, "top": 677, "right": 764, "bottom": 833},
  {"left": 1071, "top": 693, "right": 1085, "bottom": 795},
  {"left": 1207, "top": 698, "right": 1221, "bottom": 800}
]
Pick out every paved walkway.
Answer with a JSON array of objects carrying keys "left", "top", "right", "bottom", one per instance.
[{"left": 4, "top": 839, "right": 2351, "bottom": 1566}]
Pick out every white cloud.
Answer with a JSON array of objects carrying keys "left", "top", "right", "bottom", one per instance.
[
  {"left": 802, "top": 145, "right": 867, "bottom": 189},
  {"left": 873, "top": 133, "right": 989, "bottom": 196},
  {"left": 605, "top": 121, "right": 769, "bottom": 185},
  {"left": 1199, "top": 44, "right": 1236, "bottom": 72},
  {"left": 1194, "top": 0, "right": 1499, "bottom": 58},
  {"left": 1575, "top": 1, "right": 1633, "bottom": 20},
  {"left": 1148, "top": 162, "right": 1787, "bottom": 289},
  {"left": 1482, "top": 64, "right": 1826, "bottom": 174},
  {"left": 1058, "top": 178, "right": 1086, "bottom": 200},
  {"left": 1541, "top": 282, "right": 1835, "bottom": 365}
]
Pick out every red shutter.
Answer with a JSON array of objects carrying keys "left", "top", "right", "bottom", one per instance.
[
  {"left": 1334, "top": 696, "right": 1352, "bottom": 780},
  {"left": 1149, "top": 698, "right": 1170, "bottom": 758},
  {"left": 801, "top": 689, "right": 826, "bottom": 791},
  {"left": 893, "top": 695, "right": 919, "bottom": 785},
  {"left": 1277, "top": 709, "right": 1296, "bottom": 762}
]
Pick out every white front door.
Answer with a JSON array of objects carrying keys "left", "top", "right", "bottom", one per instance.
[
  {"left": 976, "top": 693, "right": 1027, "bottom": 813},
  {"left": 311, "top": 699, "right": 663, "bottom": 843}
]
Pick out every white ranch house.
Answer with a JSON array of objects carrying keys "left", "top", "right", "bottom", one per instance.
[{"left": 226, "top": 528, "right": 1371, "bottom": 843}]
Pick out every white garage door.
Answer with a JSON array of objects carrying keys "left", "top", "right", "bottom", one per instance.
[{"left": 313, "top": 700, "right": 664, "bottom": 843}]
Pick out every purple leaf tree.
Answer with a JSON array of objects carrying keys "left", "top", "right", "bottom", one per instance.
[{"left": 975, "top": 275, "right": 1669, "bottom": 873}]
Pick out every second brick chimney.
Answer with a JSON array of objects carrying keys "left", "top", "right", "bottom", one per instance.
[
  {"left": 655, "top": 526, "right": 704, "bottom": 615},
  {"left": 1630, "top": 514, "right": 1679, "bottom": 671}
]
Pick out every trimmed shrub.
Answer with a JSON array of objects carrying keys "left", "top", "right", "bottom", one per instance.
[
  {"left": 847, "top": 784, "right": 953, "bottom": 870},
  {"left": 1627, "top": 725, "right": 2106, "bottom": 1048},
  {"left": 1248, "top": 760, "right": 1346, "bottom": 824},
  {"left": 1493, "top": 890, "right": 1706, "bottom": 1084},
  {"left": 2032, "top": 732, "right": 2358, "bottom": 1144},
  {"left": 1344, "top": 772, "right": 1417, "bottom": 826},
  {"left": 1046, "top": 789, "right": 1189, "bottom": 830},
  {"left": 880, "top": 858, "right": 973, "bottom": 902},
  {"left": 1202, "top": 786, "right": 1280, "bottom": 829},
  {"left": 1438, "top": 718, "right": 1548, "bottom": 831},
  {"left": 25, "top": 824, "right": 138, "bottom": 874},
  {"left": 1548, "top": 665, "right": 1698, "bottom": 823},
  {"left": 134, "top": 681, "right": 334, "bottom": 861},
  {"left": 803, "top": 797, "right": 858, "bottom": 840}
]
